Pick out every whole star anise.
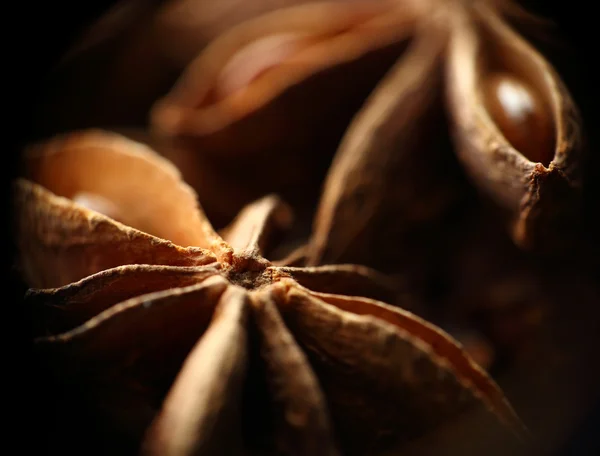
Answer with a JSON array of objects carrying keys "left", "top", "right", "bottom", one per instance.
[
  {"left": 148, "top": 0, "right": 585, "bottom": 268},
  {"left": 14, "top": 130, "right": 526, "bottom": 455}
]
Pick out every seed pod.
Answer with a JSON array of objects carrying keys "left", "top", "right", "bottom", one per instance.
[
  {"left": 34, "top": 0, "right": 328, "bottom": 134},
  {"left": 151, "top": 2, "right": 419, "bottom": 156},
  {"left": 306, "top": 17, "right": 470, "bottom": 274},
  {"left": 445, "top": 2, "right": 585, "bottom": 252}
]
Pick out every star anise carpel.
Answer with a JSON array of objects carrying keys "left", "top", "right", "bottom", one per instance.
[{"left": 15, "top": 130, "right": 526, "bottom": 455}]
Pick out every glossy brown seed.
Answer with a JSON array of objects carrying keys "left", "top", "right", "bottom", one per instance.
[{"left": 483, "top": 73, "right": 554, "bottom": 166}]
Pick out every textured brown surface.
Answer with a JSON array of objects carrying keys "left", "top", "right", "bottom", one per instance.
[{"left": 16, "top": 130, "right": 523, "bottom": 455}]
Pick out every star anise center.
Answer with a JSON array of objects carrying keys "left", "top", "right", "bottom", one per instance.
[{"left": 222, "top": 253, "right": 278, "bottom": 290}]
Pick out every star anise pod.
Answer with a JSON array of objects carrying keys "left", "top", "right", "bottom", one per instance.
[
  {"left": 33, "top": 0, "right": 353, "bottom": 133},
  {"left": 149, "top": 0, "right": 585, "bottom": 267},
  {"left": 15, "top": 130, "right": 525, "bottom": 455}
]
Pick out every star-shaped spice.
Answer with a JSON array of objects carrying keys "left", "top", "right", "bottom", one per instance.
[
  {"left": 149, "top": 0, "right": 585, "bottom": 270},
  {"left": 15, "top": 130, "right": 525, "bottom": 455}
]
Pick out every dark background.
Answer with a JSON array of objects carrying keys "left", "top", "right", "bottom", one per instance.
[{"left": 4, "top": 0, "right": 598, "bottom": 454}]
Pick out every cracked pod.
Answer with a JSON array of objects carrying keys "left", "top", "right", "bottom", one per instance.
[
  {"left": 445, "top": 0, "right": 585, "bottom": 251},
  {"left": 307, "top": 0, "right": 587, "bottom": 270}
]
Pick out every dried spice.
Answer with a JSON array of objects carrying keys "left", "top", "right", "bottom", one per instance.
[
  {"left": 444, "top": 0, "right": 585, "bottom": 251},
  {"left": 15, "top": 130, "right": 525, "bottom": 455},
  {"left": 149, "top": 0, "right": 585, "bottom": 269},
  {"left": 33, "top": 0, "right": 354, "bottom": 134}
]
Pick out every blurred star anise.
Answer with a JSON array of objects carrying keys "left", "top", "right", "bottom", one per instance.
[
  {"left": 149, "top": 0, "right": 585, "bottom": 268},
  {"left": 14, "top": 131, "right": 525, "bottom": 455}
]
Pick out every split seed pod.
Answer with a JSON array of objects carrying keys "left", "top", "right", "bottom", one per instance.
[
  {"left": 15, "top": 130, "right": 526, "bottom": 455},
  {"left": 445, "top": 0, "right": 585, "bottom": 251},
  {"left": 308, "top": 0, "right": 586, "bottom": 265}
]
